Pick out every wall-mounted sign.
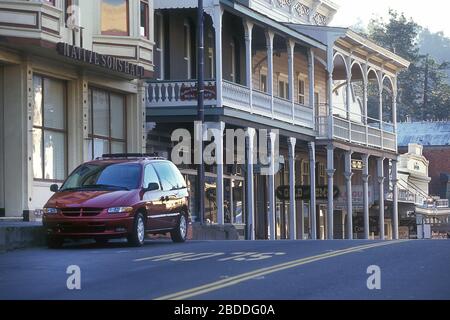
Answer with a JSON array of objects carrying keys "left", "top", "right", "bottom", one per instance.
[
  {"left": 351, "top": 159, "right": 364, "bottom": 170},
  {"left": 180, "top": 84, "right": 216, "bottom": 101},
  {"left": 276, "top": 185, "right": 340, "bottom": 201},
  {"left": 56, "top": 43, "right": 145, "bottom": 78}
]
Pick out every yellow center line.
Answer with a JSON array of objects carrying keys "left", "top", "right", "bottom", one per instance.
[{"left": 154, "top": 240, "right": 408, "bottom": 300}]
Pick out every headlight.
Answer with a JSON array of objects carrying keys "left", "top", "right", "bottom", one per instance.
[
  {"left": 107, "top": 207, "right": 133, "bottom": 214},
  {"left": 43, "top": 208, "right": 58, "bottom": 215}
]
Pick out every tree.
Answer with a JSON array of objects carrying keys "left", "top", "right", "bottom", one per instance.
[{"left": 367, "top": 10, "right": 450, "bottom": 121}]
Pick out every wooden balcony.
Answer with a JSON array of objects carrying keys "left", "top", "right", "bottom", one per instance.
[
  {"left": 147, "top": 79, "right": 315, "bottom": 130},
  {"left": 316, "top": 108, "right": 397, "bottom": 152}
]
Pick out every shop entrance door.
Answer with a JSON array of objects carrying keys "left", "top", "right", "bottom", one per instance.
[
  {"left": 0, "top": 65, "right": 4, "bottom": 217},
  {"left": 254, "top": 174, "right": 268, "bottom": 240}
]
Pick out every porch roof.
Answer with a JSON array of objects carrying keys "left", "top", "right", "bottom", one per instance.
[
  {"left": 154, "top": 0, "right": 327, "bottom": 50},
  {"left": 285, "top": 24, "right": 411, "bottom": 71}
]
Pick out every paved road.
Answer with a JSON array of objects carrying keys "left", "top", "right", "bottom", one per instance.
[{"left": 1, "top": 239, "right": 450, "bottom": 300}]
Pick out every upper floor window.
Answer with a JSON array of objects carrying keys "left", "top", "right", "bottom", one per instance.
[
  {"left": 298, "top": 79, "right": 305, "bottom": 105},
  {"left": 101, "top": 0, "right": 129, "bottom": 36},
  {"left": 184, "top": 21, "right": 192, "bottom": 79},
  {"left": 260, "top": 74, "right": 267, "bottom": 92},
  {"left": 279, "top": 80, "right": 289, "bottom": 99},
  {"left": 140, "top": 0, "right": 149, "bottom": 39}
]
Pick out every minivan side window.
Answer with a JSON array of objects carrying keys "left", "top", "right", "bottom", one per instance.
[
  {"left": 152, "top": 162, "right": 186, "bottom": 190},
  {"left": 143, "top": 164, "right": 160, "bottom": 189}
]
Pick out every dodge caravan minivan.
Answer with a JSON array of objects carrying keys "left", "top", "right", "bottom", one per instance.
[{"left": 42, "top": 154, "right": 189, "bottom": 248}]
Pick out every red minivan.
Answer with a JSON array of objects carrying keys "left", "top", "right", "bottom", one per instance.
[{"left": 42, "top": 154, "right": 189, "bottom": 248}]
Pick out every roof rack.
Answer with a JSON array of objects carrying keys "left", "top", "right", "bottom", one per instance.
[{"left": 96, "top": 153, "right": 166, "bottom": 161}]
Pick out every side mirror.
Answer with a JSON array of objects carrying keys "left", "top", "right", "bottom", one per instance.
[
  {"left": 144, "top": 182, "right": 159, "bottom": 192},
  {"left": 50, "top": 184, "right": 59, "bottom": 193}
]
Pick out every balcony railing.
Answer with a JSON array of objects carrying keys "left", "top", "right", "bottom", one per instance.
[
  {"left": 317, "top": 107, "right": 397, "bottom": 152},
  {"left": 147, "top": 79, "right": 314, "bottom": 130},
  {"left": 386, "top": 189, "right": 417, "bottom": 203}
]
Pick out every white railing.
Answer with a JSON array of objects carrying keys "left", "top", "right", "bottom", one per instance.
[
  {"left": 148, "top": 80, "right": 314, "bottom": 129},
  {"left": 273, "top": 96, "right": 293, "bottom": 123},
  {"left": 316, "top": 108, "right": 397, "bottom": 152},
  {"left": 223, "top": 80, "right": 251, "bottom": 112},
  {"left": 147, "top": 80, "right": 217, "bottom": 107},
  {"left": 294, "top": 103, "right": 314, "bottom": 129},
  {"left": 252, "top": 89, "right": 272, "bottom": 118},
  {"left": 386, "top": 189, "right": 416, "bottom": 203}
]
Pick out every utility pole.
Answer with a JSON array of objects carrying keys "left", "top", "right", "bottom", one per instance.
[{"left": 197, "top": 0, "right": 205, "bottom": 224}]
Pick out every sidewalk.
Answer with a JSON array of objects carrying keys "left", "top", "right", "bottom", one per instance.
[{"left": 0, "top": 220, "right": 46, "bottom": 253}]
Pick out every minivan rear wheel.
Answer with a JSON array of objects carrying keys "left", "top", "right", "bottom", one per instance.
[
  {"left": 171, "top": 213, "right": 188, "bottom": 243},
  {"left": 128, "top": 213, "right": 145, "bottom": 247}
]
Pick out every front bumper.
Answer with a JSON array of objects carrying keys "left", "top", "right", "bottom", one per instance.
[{"left": 43, "top": 216, "right": 134, "bottom": 238}]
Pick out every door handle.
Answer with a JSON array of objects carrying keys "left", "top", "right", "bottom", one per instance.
[
  {"left": 165, "top": 196, "right": 170, "bottom": 202},
  {"left": 160, "top": 196, "right": 166, "bottom": 202}
]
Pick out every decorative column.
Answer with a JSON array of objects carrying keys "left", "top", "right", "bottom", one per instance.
[
  {"left": 265, "top": 30, "right": 275, "bottom": 118},
  {"left": 287, "top": 39, "right": 295, "bottom": 122},
  {"left": 326, "top": 144, "right": 335, "bottom": 239},
  {"left": 308, "top": 142, "right": 317, "bottom": 240},
  {"left": 378, "top": 71, "right": 384, "bottom": 149},
  {"left": 244, "top": 20, "right": 254, "bottom": 113},
  {"left": 363, "top": 62, "right": 369, "bottom": 145},
  {"left": 246, "top": 128, "right": 256, "bottom": 240},
  {"left": 308, "top": 48, "right": 315, "bottom": 114},
  {"left": 288, "top": 138, "right": 297, "bottom": 240},
  {"left": 346, "top": 56, "right": 352, "bottom": 120},
  {"left": 392, "top": 158, "right": 399, "bottom": 240},
  {"left": 326, "top": 45, "right": 334, "bottom": 140},
  {"left": 362, "top": 154, "right": 370, "bottom": 240},
  {"left": 213, "top": 6, "right": 224, "bottom": 107},
  {"left": 344, "top": 151, "right": 354, "bottom": 239},
  {"left": 268, "top": 131, "right": 277, "bottom": 240},
  {"left": 377, "top": 157, "right": 385, "bottom": 240}
]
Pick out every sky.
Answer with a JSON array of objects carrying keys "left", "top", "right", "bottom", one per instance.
[{"left": 331, "top": 0, "right": 450, "bottom": 36}]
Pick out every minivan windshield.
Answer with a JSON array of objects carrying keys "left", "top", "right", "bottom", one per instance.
[{"left": 60, "top": 163, "right": 141, "bottom": 191}]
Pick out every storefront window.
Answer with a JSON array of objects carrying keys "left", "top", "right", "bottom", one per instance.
[
  {"left": 33, "top": 75, "right": 67, "bottom": 181},
  {"left": 101, "top": 0, "right": 129, "bottom": 36},
  {"left": 140, "top": 0, "right": 149, "bottom": 39},
  {"left": 88, "top": 88, "right": 126, "bottom": 159}
]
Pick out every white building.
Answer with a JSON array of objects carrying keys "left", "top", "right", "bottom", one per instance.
[
  {"left": 147, "top": 0, "right": 409, "bottom": 240},
  {"left": 0, "top": 0, "right": 154, "bottom": 219}
]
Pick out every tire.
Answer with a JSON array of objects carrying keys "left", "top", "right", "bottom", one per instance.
[
  {"left": 127, "top": 213, "right": 146, "bottom": 247},
  {"left": 171, "top": 213, "right": 188, "bottom": 243},
  {"left": 47, "top": 236, "right": 64, "bottom": 249}
]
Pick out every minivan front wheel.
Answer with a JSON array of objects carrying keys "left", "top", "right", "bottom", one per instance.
[
  {"left": 128, "top": 213, "right": 145, "bottom": 247},
  {"left": 171, "top": 213, "right": 188, "bottom": 243}
]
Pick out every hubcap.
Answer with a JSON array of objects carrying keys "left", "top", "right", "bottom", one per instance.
[
  {"left": 179, "top": 215, "right": 187, "bottom": 239},
  {"left": 137, "top": 217, "right": 145, "bottom": 243}
]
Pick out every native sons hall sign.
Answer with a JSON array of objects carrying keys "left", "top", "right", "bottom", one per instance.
[{"left": 56, "top": 43, "right": 145, "bottom": 78}]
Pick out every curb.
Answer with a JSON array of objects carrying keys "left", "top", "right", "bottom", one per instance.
[{"left": 0, "top": 224, "right": 46, "bottom": 253}]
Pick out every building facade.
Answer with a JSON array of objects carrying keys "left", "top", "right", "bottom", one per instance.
[
  {"left": 146, "top": 0, "right": 409, "bottom": 240},
  {"left": 0, "top": 0, "right": 154, "bottom": 219}
]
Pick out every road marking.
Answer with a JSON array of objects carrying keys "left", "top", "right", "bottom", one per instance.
[
  {"left": 134, "top": 252, "right": 195, "bottom": 262},
  {"left": 154, "top": 241, "right": 408, "bottom": 300},
  {"left": 134, "top": 252, "right": 287, "bottom": 263}
]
